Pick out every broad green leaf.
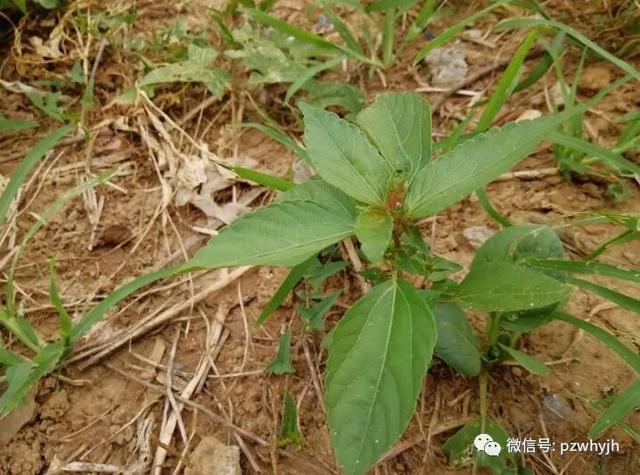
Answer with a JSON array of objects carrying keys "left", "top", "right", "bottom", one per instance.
[
  {"left": 473, "top": 225, "right": 565, "bottom": 280},
  {"left": 326, "top": 279, "right": 436, "bottom": 475},
  {"left": 188, "top": 200, "right": 355, "bottom": 269},
  {"left": 405, "top": 114, "right": 565, "bottom": 219},
  {"left": 499, "top": 344, "right": 549, "bottom": 376},
  {"left": 140, "top": 44, "right": 231, "bottom": 97},
  {"left": 589, "top": 379, "right": 640, "bottom": 439},
  {"left": 278, "top": 391, "right": 303, "bottom": 446},
  {"left": 354, "top": 208, "right": 393, "bottom": 263},
  {"left": 357, "top": 92, "right": 431, "bottom": 180},
  {"left": 554, "top": 312, "right": 640, "bottom": 374},
  {"left": 434, "top": 303, "right": 481, "bottom": 377},
  {"left": 0, "top": 125, "right": 74, "bottom": 225},
  {"left": 442, "top": 417, "right": 517, "bottom": 473},
  {"left": 0, "top": 114, "right": 37, "bottom": 134},
  {"left": 300, "top": 102, "right": 393, "bottom": 205},
  {"left": 278, "top": 177, "right": 358, "bottom": 219},
  {"left": 456, "top": 261, "right": 572, "bottom": 313},
  {"left": 256, "top": 258, "right": 316, "bottom": 326},
  {"left": 0, "top": 363, "right": 32, "bottom": 416},
  {"left": 267, "top": 329, "right": 294, "bottom": 375}
]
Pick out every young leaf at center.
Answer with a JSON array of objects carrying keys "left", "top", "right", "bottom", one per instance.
[
  {"left": 354, "top": 208, "right": 393, "bottom": 263},
  {"left": 356, "top": 92, "right": 431, "bottom": 181},
  {"left": 326, "top": 279, "right": 437, "bottom": 475},
  {"left": 300, "top": 102, "right": 394, "bottom": 205}
]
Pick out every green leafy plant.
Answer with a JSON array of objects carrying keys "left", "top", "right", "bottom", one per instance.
[
  {"left": 3, "top": 90, "right": 638, "bottom": 473},
  {"left": 82, "top": 91, "right": 573, "bottom": 472},
  {"left": 244, "top": 0, "right": 437, "bottom": 71},
  {"left": 414, "top": 3, "right": 640, "bottom": 194},
  {"left": 0, "top": 126, "right": 122, "bottom": 415}
]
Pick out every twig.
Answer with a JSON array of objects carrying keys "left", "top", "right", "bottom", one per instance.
[{"left": 70, "top": 266, "right": 253, "bottom": 368}]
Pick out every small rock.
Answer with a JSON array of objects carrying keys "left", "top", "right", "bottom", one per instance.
[
  {"left": 463, "top": 225, "right": 495, "bottom": 249},
  {"left": 293, "top": 158, "right": 314, "bottom": 184},
  {"left": 579, "top": 65, "right": 612, "bottom": 94},
  {"left": 40, "top": 389, "right": 69, "bottom": 420},
  {"left": 510, "top": 366, "right": 523, "bottom": 378},
  {"left": 97, "top": 224, "right": 132, "bottom": 247},
  {"left": 542, "top": 393, "right": 575, "bottom": 424},
  {"left": 516, "top": 109, "right": 542, "bottom": 122},
  {"left": 185, "top": 436, "right": 240, "bottom": 475},
  {"left": 424, "top": 43, "right": 468, "bottom": 86}
]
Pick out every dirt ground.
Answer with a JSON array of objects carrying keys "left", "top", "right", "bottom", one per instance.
[{"left": 1, "top": 1, "right": 639, "bottom": 474}]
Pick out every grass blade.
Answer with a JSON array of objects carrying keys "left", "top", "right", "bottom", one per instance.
[
  {"left": 0, "top": 344, "right": 24, "bottom": 366},
  {"left": 567, "top": 276, "right": 640, "bottom": 315},
  {"left": 553, "top": 312, "right": 640, "bottom": 373},
  {"left": 285, "top": 57, "right": 344, "bottom": 104},
  {"left": 589, "top": 380, "right": 640, "bottom": 439},
  {"left": 6, "top": 170, "right": 118, "bottom": 314},
  {"left": 587, "top": 230, "right": 640, "bottom": 260},
  {"left": 525, "top": 259, "right": 640, "bottom": 283},
  {"left": 548, "top": 132, "right": 640, "bottom": 175},
  {"left": 513, "top": 49, "right": 554, "bottom": 93},
  {"left": 70, "top": 265, "right": 184, "bottom": 343},
  {"left": 399, "top": 0, "right": 436, "bottom": 52},
  {"left": 0, "top": 115, "right": 38, "bottom": 134},
  {"left": 413, "top": 0, "right": 510, "bottom": 65},
  {"left": 256, "top": 258, "right": 315, "bottom": 326},
  {"left": 476, "top": 29, "right": 540, "bottom": 132},
  {"left": 499, "top": 343, "right": 549, "bottom": 376},
  {"left": 476, "top": 188, "right": 512, "bottom": 227},
  {"left": 239, "top": 123, "right": 310, "bottom": 162},
  {"left": 496, "top": 18, "right": 640, "bottom": 83},
  {"left": 0, "top": 125, "right": 74, "bottom": 225},
  {"left": 232, "top": 166, "right": 293, "bottom": 192},
  {"left": 246, "top": 8, "right": 380, "bottom": 67},
  {"left": 323, "top": 7, "right": 362, "bottom": 55},
  {"left": 49, "top": 256, "right": 73, "bottom": 342}
]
